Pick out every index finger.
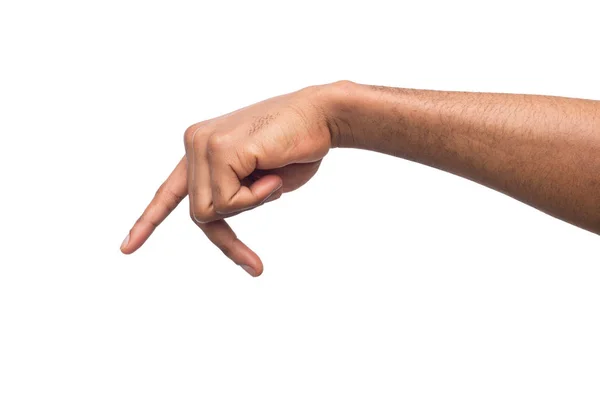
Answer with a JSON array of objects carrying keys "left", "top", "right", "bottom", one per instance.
[{"left": 120, "top": 156, "right": 188, "bottom": 254}]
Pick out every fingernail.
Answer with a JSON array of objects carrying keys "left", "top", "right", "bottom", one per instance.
[
  {"left": 120, "top": 233, "right": 130, "bottom": 250},
  {"left": 239, "top": 264, "right": 256, "bottom": 277}
]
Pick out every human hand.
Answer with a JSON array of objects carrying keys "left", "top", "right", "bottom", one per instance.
[{"left": 120, "top": 84, "right": 339, "bottom": 276}]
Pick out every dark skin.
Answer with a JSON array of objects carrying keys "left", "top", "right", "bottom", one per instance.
[{"left": 120, "top": 81, "right": 600, "bottom": 276}]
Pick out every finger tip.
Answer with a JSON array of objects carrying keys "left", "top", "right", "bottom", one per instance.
[
  {"left": 120, "top": 232, "right": 139, "bottom": 255},
  {"left": 238, "top": 256, "right": 263, "bottom": 277},
  {"left": 239, "top": 264, "right": 259, "bottom": 277},
  {"left": 251, "top": 255, "right": 264, "bottom": 277},
  {"left": 120, "top": 244, "right": 133, "bottom": 255}
]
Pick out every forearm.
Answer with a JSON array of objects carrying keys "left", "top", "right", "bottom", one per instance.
[{"left": 324, "top": 81, "right": 600, "bottom": 234}]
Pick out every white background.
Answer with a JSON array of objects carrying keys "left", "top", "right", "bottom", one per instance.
[{"left": 1, "top": 1, "right": 599, "bottom": 399}]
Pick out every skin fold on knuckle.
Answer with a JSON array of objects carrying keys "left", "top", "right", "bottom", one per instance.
[
  {"left": 210, "top": 182, "right": 230, "bottom": 214},
  {"left": 211, "top": 233, "right": 238, "bottom": 259},
  {"left": 218, "top": 242, "right": 234, "bottom": 259},
  {"left": 156, "top": 184, "right": 184, "bottom": 209}
]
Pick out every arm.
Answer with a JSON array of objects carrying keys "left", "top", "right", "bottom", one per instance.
[
  {"left": 121, "top": 81, "right": 600, "bottom": 276},
  {"left": 327, "top": 82, "right": 600, "bottom": 235}
]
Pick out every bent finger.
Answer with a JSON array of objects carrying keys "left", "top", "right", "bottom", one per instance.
[{"left": 209, "top": 149, "right": 282, "bottom": 215}]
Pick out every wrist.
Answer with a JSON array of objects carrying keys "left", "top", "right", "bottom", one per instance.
[
  {"left": 310, "top": 80, "right": 415, "bottom": 151},
  {"left": 318, "top": 80, "right": 388, "bottom": 150},
  {"left": 300, "top": 80, "right": 364, "bottom": 149},
  {"left": 318, "top": 80, "right": 363, "bottom": 148}
]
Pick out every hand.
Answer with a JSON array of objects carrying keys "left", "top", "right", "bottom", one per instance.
[{"left": 120, "top": 84, "right": 337, "bottom": 276}]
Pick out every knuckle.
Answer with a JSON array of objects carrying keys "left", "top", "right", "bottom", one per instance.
[
  {"left": 206, "top": 133, "right": 230, "bottom": 155},
  {"left": 218, "top": 237, "right": 237, "bottom": 258},
  {"left": 219, "top": 245, "right": 233, "bottom": 258},
  {"left": 183, "top": 123, "right": 202, "bottom": 146},
  {"left": 211, "top": 188, "right": 233, "bottom": 214},
  {"left": 156, "top": 184, "right": 184, "bottom": 206},
  {"left": 212, "top": 202, "right": 227, "bottom": 215},
  {"left": 189, "top": 205, "right": 213, "bottom": 224},
  {"left": 138, "top": 214, "right": 158, "bottom": 229}
]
